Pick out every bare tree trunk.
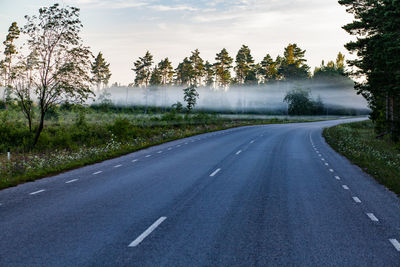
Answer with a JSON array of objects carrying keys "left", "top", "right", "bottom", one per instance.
[{"left": 33, "top": 111, "right": 45, "bottom": 147}]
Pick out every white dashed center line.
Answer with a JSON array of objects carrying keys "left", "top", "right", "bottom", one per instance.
[
  {"left": 128, "top": 217, "right": 167, "bottom": 247},
  {"left": 342, "top": 185, "right": 349, "bottom": 190},
  {"left": 65, "top": 179, "right": 78, "bottom": 184},
  {"left": 335, "top": 176, "right": 341, "bottom": 180},
  {"left": 325, "top": 163, "right": 329, "bottom": 166},
  {"left": 167, "top": 148, "right": 172, "bottom": 150},
  {"left": 114, "top": 164, "right": 122, "bottom": 168},
  {"left": 352, "top": 197, "right": 361, "bottom": 203},
  {"left": 157, "top": 151, "right": 163, "bottom": 154},
  {"left": 145, "top": 155, "right": 151, "bottom": 158},
  {"left": 93, "top": 171, "right": 103, "bottom": 175},
  {"left": 389, "top": 239, "right": 400, "bottom": 252},
  {"left": 30, "top": 189, "right": 45, "bottom": 195},
  {"left": 250, "top": 140, "right": 254, "bottom": 144},
  {"left": 177, "top": 145, "right": 181, "bottom": 147},
  {"left": 210, "top": 168, "right": 221, "bottom": 177},
  {"left": 236, "top": 150, "right": 242, "bottom": 155},
  {"left": 329, "top": 169, "right": 334, "bottom": 172},
  {"left": 366, "top": 213, "right": 379, "bottom": 222},
  {"left": 132, "top": 159, "right": 138, "bottom": 163}
]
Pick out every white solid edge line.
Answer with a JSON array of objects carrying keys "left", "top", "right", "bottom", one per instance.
[
  {"left": 65, "top": 179, "right": 78, "bottom": 184},
  {"left": 128, "top": 217, "right": 167, "bottom": 247},
  {"left": 30, "top": 189, "right": 45, "bottom": 195},
  {"left": 210, "top": 168, "right": 221, "bottom": 177},
  {"left": 342, "top": 185, "right": 349, "bottom": 190},
  {"left": 352, "top": 197, "right": 361, "bottom": 203},
  {"left": 93, "top": 171, "right": 103, "bottom": 175},
  {"left": 114, "top": 164, "right": 122, "bottom": 168},
  {"left": 236, "top": 150, "right": 242, "bottom": 155},
  {"left": 389, "top": 239, "right": 400, "bottom": 252},
  {"left": 366, "top": 213, "right": 379, "bottom": 222}
]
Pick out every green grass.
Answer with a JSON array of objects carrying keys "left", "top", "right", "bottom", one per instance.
[{"left": 323, "top": 120, "right": 400, "bottom": 196}]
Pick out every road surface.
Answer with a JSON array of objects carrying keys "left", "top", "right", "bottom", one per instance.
[{"left": 0, "top": 118, "right": 399, "bottom": 266}]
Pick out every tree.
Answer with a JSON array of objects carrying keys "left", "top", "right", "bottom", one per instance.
[
  {"left": 132, "top": 51, "right": 153, "bottom": 87},
  {"left": 158, "top": 58, "right": 174, "bottom": 85},
  {"left": 259, "top": 54, "right": 279, "bottom": 83},
  {"left": 234, "top": 45, "right": 255, "bottom": 85},
  {"left": 3, "top": 22, "right": 20, "bottom": 105},
  {"left": 189, "top": 49, "right": 205, "bottom": 86},
  {"left": 283, "top": 88, "right": 320, "bottom": 115},
  {"left": 204, "top": 60, "right": 215, "bottom": 87},
  {"left": 91, "top": 52, "right": 111, "bottom": 90},
  {"left": 175, "top": 57, "right": 194, "bottom": 86},
  {"left": 215, "top": 48, "right": 233, "bottom": 89},
  {"left": 149, "top": 66, "right": 162, "bottom": 86},
  {"left": 23, "top": 4, "right": 93, "bottom": 147},
  {"left": 278, "top": 43, "right": 310, "bottom": 80},
  {"left": 183, "top": 84, "right": 199, "bottom": 113},
  {"left": 339, "top": 0, "right": 400, "bottom": 140}
]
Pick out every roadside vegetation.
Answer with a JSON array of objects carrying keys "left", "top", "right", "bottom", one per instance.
[{"left": 324, "top": 120, "right": 400, "bottom": 196}]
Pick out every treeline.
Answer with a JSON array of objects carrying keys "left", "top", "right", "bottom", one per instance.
[
  {"left": 125, "top": 46, "right": 347, "bottom": 89},
  {"left": 339, "top": 0, "right": 400, "bottom": 141}
]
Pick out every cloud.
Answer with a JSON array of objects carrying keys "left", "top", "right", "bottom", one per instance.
[{"left": 149, "top": 5, "right": 197, "bottom": 12}]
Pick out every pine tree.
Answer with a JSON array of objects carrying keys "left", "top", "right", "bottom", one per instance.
[
  {"left": 175, "top": 57, "right": 194, "bottom": 86},
  {"left": 3, "top": 22, "right": 20, "bottom": 86},
  {"left": 204, "top": 60, "right": 215, "bottom": 87},
  {"left": 183, "top": 84, "right": 199, "bottom": 113},
  {"left": 215, "top": 48, "right": 233, "bottom": 89},
  {"left": 260, "top": 54, "right": 279, "bottom": 83},
  {"left": 158, "top": 58, "right": 174, "bottom": 85},
  {"left": 149, "top": 66, "right": 162, "bottom": 86},
  {"left": 189, "top": 49, "right": 205, "bottom": 86},
  {"left": 339, "top": 0, "right": 400, "bottom": 140},
  {"left": 278, "top": 43, "right": 310, "bottom": 80},
  {"left": 132, "top": 51, "right": 153, "bottom": 87},
  {"left": 91, "top": 52, "right": 112, "bottom": 89},
  {"left": 234, "top": 45, "right": 255, "bottom": 85}
]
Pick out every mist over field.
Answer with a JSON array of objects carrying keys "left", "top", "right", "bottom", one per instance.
[{"left": 94, "top": 80, "right": 369, "bottom": 113}]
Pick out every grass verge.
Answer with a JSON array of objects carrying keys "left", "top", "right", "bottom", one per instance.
[{"left": 323, "top": 120, "right": 400, "bottom": 196}]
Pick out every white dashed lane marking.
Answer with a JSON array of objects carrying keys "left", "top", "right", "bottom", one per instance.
[
  {"left": 389, "top": 239, "right": 400, "bottom": 252},
  {"left": 30, "top": 189, "right": 45, "bottom": 195},
  {"left": 93, "top": 171, "right": 103, "bottom": 175},
  {"left": 210, "top": 168, "right": 221, "bottom": 177},
  {"left": 236, "top": 150, "right": 242, "bottom": 155},
  {"left": 157, "top": 151, "right": 163, "bottom": 154},
  {"left": 335, "top": 176, "right": 341, "bottom": 180},
  {"left": 329, "top": 169, "right": 334, "bottom": 172},
  {"left": 342, "top": 185, "right": 349, "bottom": 190},
  {"left": 145, "top": 155, "right": 151, "bottom": 158},
  {"left": 128, "top": 217, "right": 167, "bottom": 247},
  {"left": 132, "top": 159, "right": 138, "bottom": 163},
  {"left": 114, "top": 164, "right": 122, "bottom": 168},
  {"left": 65, "top": 179, "right": 78, "bottom": 184},
  {"left": 353, "top": 197, "right": 361, "bottom": 203},
  {"left": 366, "top": 213, "right": 379, "bottom": 222}
]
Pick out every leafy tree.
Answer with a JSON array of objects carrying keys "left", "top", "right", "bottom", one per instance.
[
  {"left": 189, "top": 49, "right": 205, "bottom": 86},
  {"left": 215, "top": 48, "right": 233, "bottom": 89},
  {"left": 91, "top": 52, "right": 111, "bottom": 90},
  {"left": 339, "top": 0, "right": 400, "bottom": 140},
  {"left": 283, "top": 88, "right": 321, "bottom": 115},
  {"left": 313, "top": 52, "right": 347, "bottom": 81},
  {"left": 234, "top": 45, "right": 255, "bottom": 85},
  {"left": 279, "top": 43, "right": 310, "bottom": 80},
  {"left": 3, "top": 22, "right": 20, "bottom": 105},
  {"left": 183, "top": 84, "right": 199, "bottom": 113},
  {"left": 158, "top": 58, "right": 174, "bottom": 85},
  {"left": 132, "top": 51, "right": 153, "bottom": 87},
  {"left": 23, "top": 3, "right": 93, "bottom": 146}
]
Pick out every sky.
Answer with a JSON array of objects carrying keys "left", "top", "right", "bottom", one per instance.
[{"left": 0, "top": 0, "right": 355, "bottom": 85}]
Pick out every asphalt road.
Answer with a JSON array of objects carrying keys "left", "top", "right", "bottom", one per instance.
[{"left": 0, "top": 118, "right": 399, "bottom": 266}]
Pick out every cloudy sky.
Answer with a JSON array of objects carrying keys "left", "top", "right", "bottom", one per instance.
[{"left": 0, "top": 0, "right": 354, "bottom": 85}]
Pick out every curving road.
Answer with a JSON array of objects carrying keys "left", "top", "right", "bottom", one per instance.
[{"left": 0, "top": 118, "right": 399, "bottom": 266}]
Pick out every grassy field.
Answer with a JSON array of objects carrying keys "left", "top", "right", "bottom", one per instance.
[
  {"left": 323, "top": 120, "right": 400, "bottom": 196},
  {"left": 0, "top": 105, "right": 345, "bottom": 190}
]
